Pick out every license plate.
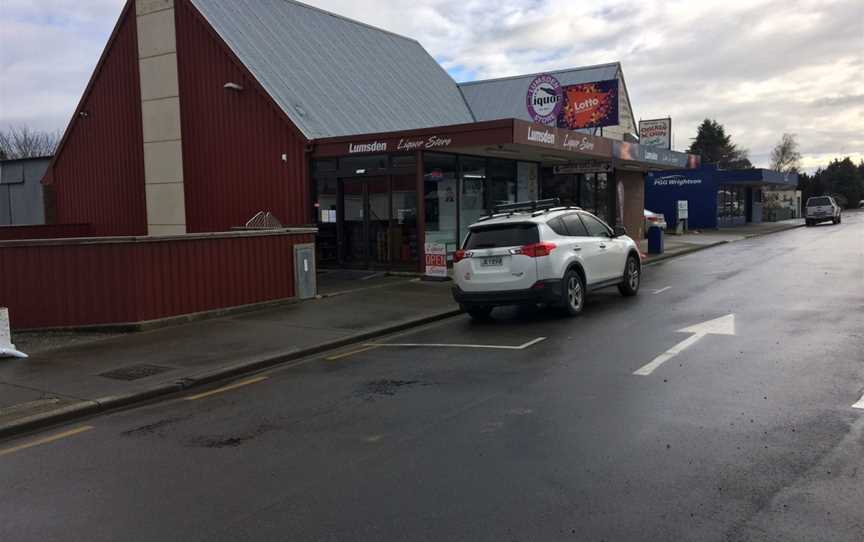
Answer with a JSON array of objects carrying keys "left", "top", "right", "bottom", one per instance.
[{"left": 481, "top": 257, "right": 503, "bottom": 267}]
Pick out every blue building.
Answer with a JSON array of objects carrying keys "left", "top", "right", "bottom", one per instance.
[{"left": 645, "top": 166, "right": 798, "bottom": 229}]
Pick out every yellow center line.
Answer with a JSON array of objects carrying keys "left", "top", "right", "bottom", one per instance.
[
  {"left": 325, "top": 345, "right": 380, "bottom": 361},
  {"left": 0, "top": 426, "right": 94, "bottom": 457},
  {"left": 184, "top": 376, "right": 269, "bottom": 401}
]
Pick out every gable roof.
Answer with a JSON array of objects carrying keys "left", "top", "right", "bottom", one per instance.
[
  {"left": 458, "top": 62, "right": 636, "bottom": 135},
  {"left": 191, "top": 0, "right": 474, "bottom": 139}
]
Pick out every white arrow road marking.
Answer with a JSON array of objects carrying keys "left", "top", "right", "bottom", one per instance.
[
  {"left": 652, "top": 286, "right": 671, "bottom": 294},
  {"left": 853, "top": 393, "right": 864, "bottom": 410},
  {"left": 634, "top": 314, "right": 736, "bottom": 376},
  {"left": 366, "top": 337, "right": 547, "bottom": 350}
]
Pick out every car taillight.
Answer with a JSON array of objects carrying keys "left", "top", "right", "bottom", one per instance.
[
  {"left": 648, "top": 216, "right": 658, "bottom": 222},
  {"left": 453, "top": 249, "right": 466, "bottom": 263},
  {"left": 520, "top": 242, "right": 557, "bottom": 258}
]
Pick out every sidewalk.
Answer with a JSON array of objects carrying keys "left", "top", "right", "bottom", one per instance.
[
  {"left": 640, "top": 218, "right": 804, "bottom": 263},
  {"left": 1, "top": 276, "right": 459, "bottom": 438}
]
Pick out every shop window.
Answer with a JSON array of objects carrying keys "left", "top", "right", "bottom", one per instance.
[
  {"left": 312, "top": 159, "right": 337, "bottom": 176},
  {"left": 541, "top": 170, "right": 577, "bottom": 205},
  {"left": 487, "top": 158, "right": 516, "bottom": 209},
  {"left": 340, "top": 155, "right": 388, "bottom": 174},
  {"left": 391, "top": 155, "right": 417, "bottom": 169},
  {"left": 460, "top": 156, "right": 487, "bottom": 245},
  {"left": 391, "top": 175, "right": 418, "bottom": 265},
  {"left": 423, "top": 153, "right": 459, "bottom": 253},
  {"left": 580, "top": 174, "right": 596, "bottom": 212}
]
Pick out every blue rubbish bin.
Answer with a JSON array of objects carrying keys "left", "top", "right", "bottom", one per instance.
[{"left": 647, "top": 225, "right": 664, "bottom": 254}]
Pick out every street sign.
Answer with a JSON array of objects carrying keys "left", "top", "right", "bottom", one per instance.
[{"left": 424, "top": 242, "right": 448, "bottom": 279}]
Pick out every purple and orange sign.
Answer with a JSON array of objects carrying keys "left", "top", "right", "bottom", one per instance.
[
  {"left": 526, "top": 74, "right": 563, "bottom": 126},
  {"left": 526, "top": 75, "right": 620, "bottom": 130},
  {"left": 558, "top": 79, "right": 619, "bottom": 130}
]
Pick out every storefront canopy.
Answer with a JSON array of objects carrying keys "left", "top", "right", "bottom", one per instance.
[{"left": 312, "top": 118, "right": 698, "bottom": 170}]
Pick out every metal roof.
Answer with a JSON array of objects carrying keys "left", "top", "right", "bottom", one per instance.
[
  {"left": 191, "top": 0, "right": 474, "bottom": 139},
  {"left": 459, "top": 62, "right": 634, "bottom": 129}
]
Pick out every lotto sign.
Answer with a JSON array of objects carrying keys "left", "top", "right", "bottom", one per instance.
[{"left": 424, "top": 242, "right": 448, "bottom": 278}]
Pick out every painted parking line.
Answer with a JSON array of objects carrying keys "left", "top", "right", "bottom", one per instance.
[
  {"left": 852, "top": 393, "right": 864, "bottom": 410},
  {"left": 365, "top": 337, "right": 547, "bottom": 350},
  {"left": 325, "top": 345, "right": 381, "bottom": 361},
  {"left": 652, "top": 286, "right": 671, "bottom": 294},
  {"left": 184, "top": 376, "right": 268, "bottom": 401},
  {"left": 0, "top": 426, "right": 94, "bottom": 458}
]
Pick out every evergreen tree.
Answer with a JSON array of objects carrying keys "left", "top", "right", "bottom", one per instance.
[{"left": 687, "top": 119, "right": 752, "bottom": 169}]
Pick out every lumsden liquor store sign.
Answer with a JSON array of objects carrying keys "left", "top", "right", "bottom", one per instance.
[
  {"left": 313, "top": 119, "right": 613, "bottom": 159},
  {"left": 512, "top": 119, "right": 613, "bottom": 158}
]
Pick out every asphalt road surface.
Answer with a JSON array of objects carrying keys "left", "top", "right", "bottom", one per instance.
[{"left": 2, "top": 212, "right": 862, "bottom": 541}]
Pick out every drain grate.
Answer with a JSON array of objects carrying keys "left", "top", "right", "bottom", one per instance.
[{"left": 99, "top": 364, "right": 174, "bottom": 381}]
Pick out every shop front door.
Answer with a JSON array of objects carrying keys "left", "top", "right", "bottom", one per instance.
[{"left": 339, "top": 177, "right": 391, "bottom": 268}]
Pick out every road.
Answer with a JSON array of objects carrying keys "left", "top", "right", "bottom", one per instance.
[{"left": 2, "top": 212, "right": 863, "bottom": 541}]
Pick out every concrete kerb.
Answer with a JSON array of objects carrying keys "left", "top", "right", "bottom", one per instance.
[
  {"left": 0, "top": 307, "right": 462, "bottom": 441},
  {"left": 643, "top": 241, "right": 729, "bottom": 266}
]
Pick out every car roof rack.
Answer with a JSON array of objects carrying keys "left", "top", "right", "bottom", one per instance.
[{"left": 493, "top": 198, "right": 560, "bottom": 214}]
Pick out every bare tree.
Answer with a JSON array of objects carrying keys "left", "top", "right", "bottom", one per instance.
[
  {"left": 0, "top": 125, "right": 61, "bottom": 160},
  {"left": 770, "top": 133, "right": 802, "bottom": 173}
]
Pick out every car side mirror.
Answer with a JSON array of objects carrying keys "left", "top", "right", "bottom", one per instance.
[{"left": 612, "top": 225, "right": 627, "bottom": 237}]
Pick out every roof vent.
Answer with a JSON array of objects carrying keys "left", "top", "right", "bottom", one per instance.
[{"left": 223, "top": 82, "right": 244, "bottom": 91}]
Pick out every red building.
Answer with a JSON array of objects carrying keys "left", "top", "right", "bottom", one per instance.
[{"left": 43, "top": 0, "right": 697, "bottom": 268}]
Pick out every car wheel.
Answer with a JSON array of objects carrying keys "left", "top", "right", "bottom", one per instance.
[
  {"left": 838, "top": 215, "right": 842, "bottom": 224},
  {"left": 805, "top": 220, "right": 812, "bottom": 227},
  {"left": 618, "top": 255, "right": 640, "bottom": 297},
  {"left": 559, "top": 269, "right": 585, "bottom": 316},
  {"left": 463, "top": 305, "right": 493, "bottom": 321}
]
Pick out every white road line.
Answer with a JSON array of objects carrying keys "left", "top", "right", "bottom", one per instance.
[
  {"left": 853, "top": 393, "right": 864, "bottom": 410},
  {"left": 365, "top": 337, "right": 547, "bottom": 351},
  {"left": 634, "top": 314, "right": 736, "bottom": 376},
  {"left": 633, "top": 333, "right": 705, "bottom": 375},
  {"left": 652, "top": 286, "right": 671, "bottom": 294}
]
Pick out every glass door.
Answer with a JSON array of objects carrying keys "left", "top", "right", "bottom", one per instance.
[{"left": 339, "top": 177, "right": 391, "bottom": 268}]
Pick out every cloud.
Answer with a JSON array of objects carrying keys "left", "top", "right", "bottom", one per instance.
[{"left": 1, "top": 0, "right": 861, "bottom": 172}]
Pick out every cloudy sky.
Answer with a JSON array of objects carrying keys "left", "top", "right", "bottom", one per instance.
[{"left": 1, "top": 0, "right": 861, "bottom": 170}]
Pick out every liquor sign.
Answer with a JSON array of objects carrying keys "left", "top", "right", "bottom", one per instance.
[
  {"left": 558, "top": 79, "right": 620, "bottom": 130},
  {"left": 639, "top": 118, "right": 671, "bottom": 149},
  {"left": 526, "top": 74, "right": 564, "bottom": 126},
  {"left": 424, "top": 242, "right": 448, "bottom": 278}
]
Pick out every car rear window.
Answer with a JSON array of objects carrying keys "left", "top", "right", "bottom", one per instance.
[
  {"left": 464, "top": 224, "right": 540, "bottom": 249},
  {"left": 807, "top": 197, "right": 831, "bottom": 206}
]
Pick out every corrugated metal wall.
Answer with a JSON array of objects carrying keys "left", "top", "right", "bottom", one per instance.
[
  {"left": 0, "top": 232, "right": 313, "bottom": 329},
  {"left": 175, "top": 0, "right": 311, "bottom": 232},
  {"left": 47, "top": 1, "right": 147, "bottom": 237},
  {"left": 0, "top": 224, "right": 91, "bottom": 241}
]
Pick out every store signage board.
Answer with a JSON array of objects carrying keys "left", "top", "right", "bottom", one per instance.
[
  {"left": 526, "top": 74, "right": 564, "bottom": 126},
  {"left": 639, "top": 118, "right": 672, "bottom": 149},
  {"left": 553, "top": 161, "right": 612, "bottom": 174},
  {"left": 424, "top": 242, "right": 448, "bottom": 278},
  {"left": 558, "top": 79, "right": 620, "bottom": 130},
  {"left": 526, "top": 74, "right": 620, "bottom": 129},
  {"left": 513, "top": 120, "right": 612, "bottom": 158},
  {"left": 614, "top": 141, "right": 698, "bottom": 169}
]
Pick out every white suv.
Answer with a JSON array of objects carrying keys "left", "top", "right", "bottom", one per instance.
[
  {"left": 452, "top": 202, "right": 642, "bottom": 320},
  {"left": 805, "top": 196, "right": 842, "bottom": 226}
]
